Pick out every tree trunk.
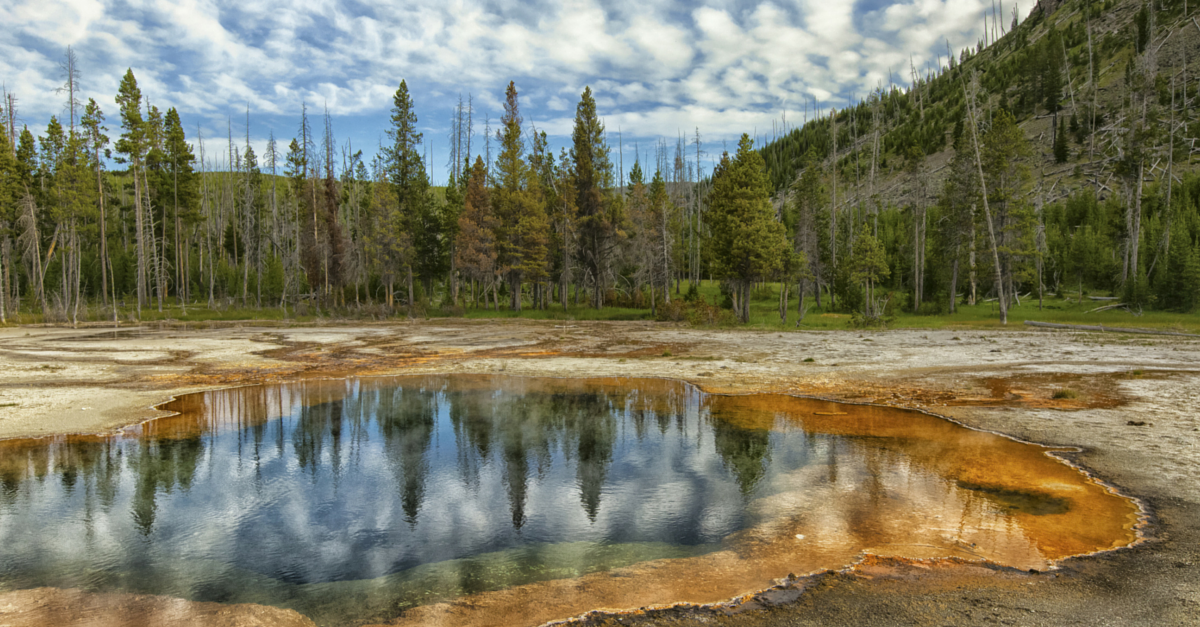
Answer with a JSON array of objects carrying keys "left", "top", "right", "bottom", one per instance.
[
  {"left": 969, "top": 206, "right": 978, "bottom": 306},
  {"left": 72, "top": 224, "right": 81, "bottom": 327},
  {"left": 133, "top": 160, "right": 145, "bottom": 316},
  {"left": 0, "top": 241, "right": 6, "bottom": 324},
  {"left": 142, "top": 167, "right": 163, "bottom": 313},
  {"left": 97, "top": 155, "right": 109, "bottom": 309},
  {"left": 949, "top": 255, "right": 959, "bottom": 314},
  {"left": 406, "top": 266, "right": 415, "bottom": 318},
  {"left": 1131, "top": 158, "right": 1144, "bottom": 281},
  {"left": 741, "top": 282, "right": 751, "bottom": 323},
  {"left": 779, "top": 281, "right": 788, "bottom": 324}
]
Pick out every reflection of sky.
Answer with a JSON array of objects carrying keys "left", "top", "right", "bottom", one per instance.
[
  {"left": 0, "top": 377, "right": 1081, "bottom": 626},
  {"left": 0, "top": 379, "right": 824, "bottom": 597}
]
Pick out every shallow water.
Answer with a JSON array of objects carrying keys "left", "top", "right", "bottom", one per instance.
[{"left": 0, "top": 376, "right": 1139, "bottom": 626}]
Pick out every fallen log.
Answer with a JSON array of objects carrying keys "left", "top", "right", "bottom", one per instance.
[
  {"left": 1085, "top": 303, "right": 1128, "bottom": 313},
  {"left": 1024, "top": 321, "right": 1200, "bottom": 338}
]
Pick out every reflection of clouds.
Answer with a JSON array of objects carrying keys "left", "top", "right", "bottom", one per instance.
[
  {"left": 0, "top": 375, "right": 1127, "bottom": 618},
  {"left": 0, "top": 379, "right": 784, "bottom": 592}
]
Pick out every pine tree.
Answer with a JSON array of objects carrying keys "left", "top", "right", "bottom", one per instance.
[
  {"left": 491, "top": 82, "right": 547, "bottom": 311},
  {"left": 80, "top": 99, "right": 113, "bottom": 313},
  {"left": 982, "top": 109, "right": 1033, "bottom": 310},
  {"left": 786, "top": 148, "right": 827, "bottom": 311},
  {"left": 114, "top": 69, "right": 148, "bottom": 315},
  {"left": 442, "top": 158, "right": 467, "bottom": 305},
  {"left": 647, "top": 168, "right": 676, "bottom": 309},
  {"left": 1155, "top": 217, "right": 1197, "bottom": 310},
  {"left": 847, "top": 224, "right": 890, "bottom": 321},
  {"left": 571, "top": 87, "right": 622, "bottom": 308},
  {"left": 0, "top": 115, "right": 16, "bottom": 322},
  {"left": 455, "top": 156, "right": 498, "bottom": 308},
  {"left": 163, "top": 107, "right": 196, "bottom": 307},
  {"left": 704, "top": 134, "right": 792, "bottom": 323},
  {"left": 1054, "top": 116, "right": 1070, "bottom": 163},
  {"left": 1182, "top": 246, "right": 1200, "bottom": 313},
  {"left": 386, "top": 80, "right": 428, "bottom": 314}
]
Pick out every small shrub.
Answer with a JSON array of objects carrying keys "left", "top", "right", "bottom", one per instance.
[
  {"left": 803, "top": 357, "right": 815, "bottom": 363},
  {"left": 662, "top": 350, "right": 672, "bottom": 357},
  {"left": 656, "top": 296, "right": 738, "bottom": 326},
  {"left": 917, "top": 300, "right": 946, "bottom": 316},
  {"left": 1052, "top": 389, "right": 1079, "bottom": 400},
  {"left": 750, "top": 285, "right": 776, "bottom": 301},
  {"left": 655, "top": 299, "right": 688, "bottom": 322}
]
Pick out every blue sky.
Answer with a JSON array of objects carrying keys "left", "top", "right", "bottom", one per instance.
[{"left": 3, "top": 0, "right": 1033, "bottom": 183}]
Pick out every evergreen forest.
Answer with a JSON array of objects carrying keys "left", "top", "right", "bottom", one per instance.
[{"left": 2, "top": 0, "right": 1200, "bottom": 328}]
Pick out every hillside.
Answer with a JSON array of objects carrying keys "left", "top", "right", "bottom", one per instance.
[
  {"left": 763, "top": 0, "right": 1199, "bottom": 205},
  {"left": 759, "top": 0, "right": 1200, "bottom": 317}
]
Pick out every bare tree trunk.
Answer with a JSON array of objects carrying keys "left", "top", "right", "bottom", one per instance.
[
  {"left": 779, "top": 281, "right": 788, "bottom": 324},
  {"left": 829, "top": 111, "right": 839, "bottom": 271},
  {"left": 97, "top": 151, "right": 109, "bottom": 309},
  {"left": 71, "top": 223, "right": 81, "bottom": 326},
  {"left": 407, "top": 265, "right": 415, "bottom": 318},
  {"left": 949, "top": 255, "right": 959, "bottom": 314},
  {"left": 0, "top": 239, "right": 6, "bottom": 324},
  {"left": 1131, "top": 157, "right": 1145, "bottom": 282},
  {"left": 963, "top": 73, "right": 1007, "bottom": 324},
  {"left": 142, "top": 167, "right": 163, "bottom": 313},
  {"left": 798, "top": 282, "right": 808, "bottom": 326},
  {"left": 913, "top": 207, "right": 922, "bottom": 313},
  {"left": 109, "top": 242, "right": 118, "bottom": 325},
  {"left": 661, "top": 212, "right": 671, "bottom": 304},
  {"left": 742, "top": 282, "right": 751, "bottom": 323},
  {"left": 133, "top": 160, "right": 145, "bottom": 316},
  {"left": 969, "top": 206, "right": 978, "bottom": 305}
]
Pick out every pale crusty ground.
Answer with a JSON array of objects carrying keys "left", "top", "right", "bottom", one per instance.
[{"left": 0, "top": 319, "right": 1197, "bottom": 626}]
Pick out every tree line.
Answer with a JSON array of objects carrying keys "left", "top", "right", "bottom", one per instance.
[
  {"left": 0, "top": 59, "right": 758, "bottom": 323},
  {"left": 1, "top": 0, "right": 1198, "bottom": 328}
]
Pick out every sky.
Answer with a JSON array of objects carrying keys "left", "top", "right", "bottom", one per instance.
[{"left": 2, "top": 0, "right": 1035, "bottom": 183}]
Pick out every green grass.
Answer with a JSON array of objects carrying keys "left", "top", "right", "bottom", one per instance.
[
  {"left": 715, "top": 282, "right": 1200, "bottom": 334},
  {"left": 460, "top": 306, "right": 649, "bottom": 322},
  {"left": 4, "top": 281, "right": 1199, "bottom": 334},
  {"left": 1052, "top": 389, "right": 1079, "bottom": 400}
]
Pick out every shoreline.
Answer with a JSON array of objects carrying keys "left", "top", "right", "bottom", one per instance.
[{"left": 0, "top": 320, "right": 1196, "bottom": 625}]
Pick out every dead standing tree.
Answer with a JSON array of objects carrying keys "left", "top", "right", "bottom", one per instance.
[{"left": 962, "top": 70, "right": 1008, "bottom": 325}]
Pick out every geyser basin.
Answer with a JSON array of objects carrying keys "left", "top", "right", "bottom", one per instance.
[{"left": 0, "top": 375, "right": 1139, "bottom": 627}]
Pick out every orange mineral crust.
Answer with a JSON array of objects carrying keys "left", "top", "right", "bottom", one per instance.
[{"left": 0, "top": 376, "right": 1141, "bottom": 627}]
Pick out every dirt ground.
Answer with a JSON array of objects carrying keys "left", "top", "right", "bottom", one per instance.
[{"left": 0, "top": 319, "right": 1197, "bottom": 626}]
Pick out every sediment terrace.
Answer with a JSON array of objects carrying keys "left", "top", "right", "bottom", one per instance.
[{"left": 0, "top": 320, "right": 1196, "bottom": 626}]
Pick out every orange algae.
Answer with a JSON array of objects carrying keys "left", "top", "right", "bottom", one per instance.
[
  {"left": 0, "top": 376, "right": 1141, "bottom": 627},
  {"left": 355, "top": 379, "right": 1140, "bottom": 627}
]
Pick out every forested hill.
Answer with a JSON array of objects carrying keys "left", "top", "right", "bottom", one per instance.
[
  {"left": 761, "top": 0, "right": 1198, "bottom": 198},
  {"left": 758, "top": 0, "right": 1200, "bottom": 317}
]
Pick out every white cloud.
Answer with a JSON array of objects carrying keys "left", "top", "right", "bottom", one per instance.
[{"left": 2, "top": 0, "right": 1032, "bottom": 179}]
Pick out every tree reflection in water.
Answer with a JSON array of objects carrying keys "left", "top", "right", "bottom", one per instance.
[{"left": 0, "top": 375, "right": 1140, "bottom": 627}]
